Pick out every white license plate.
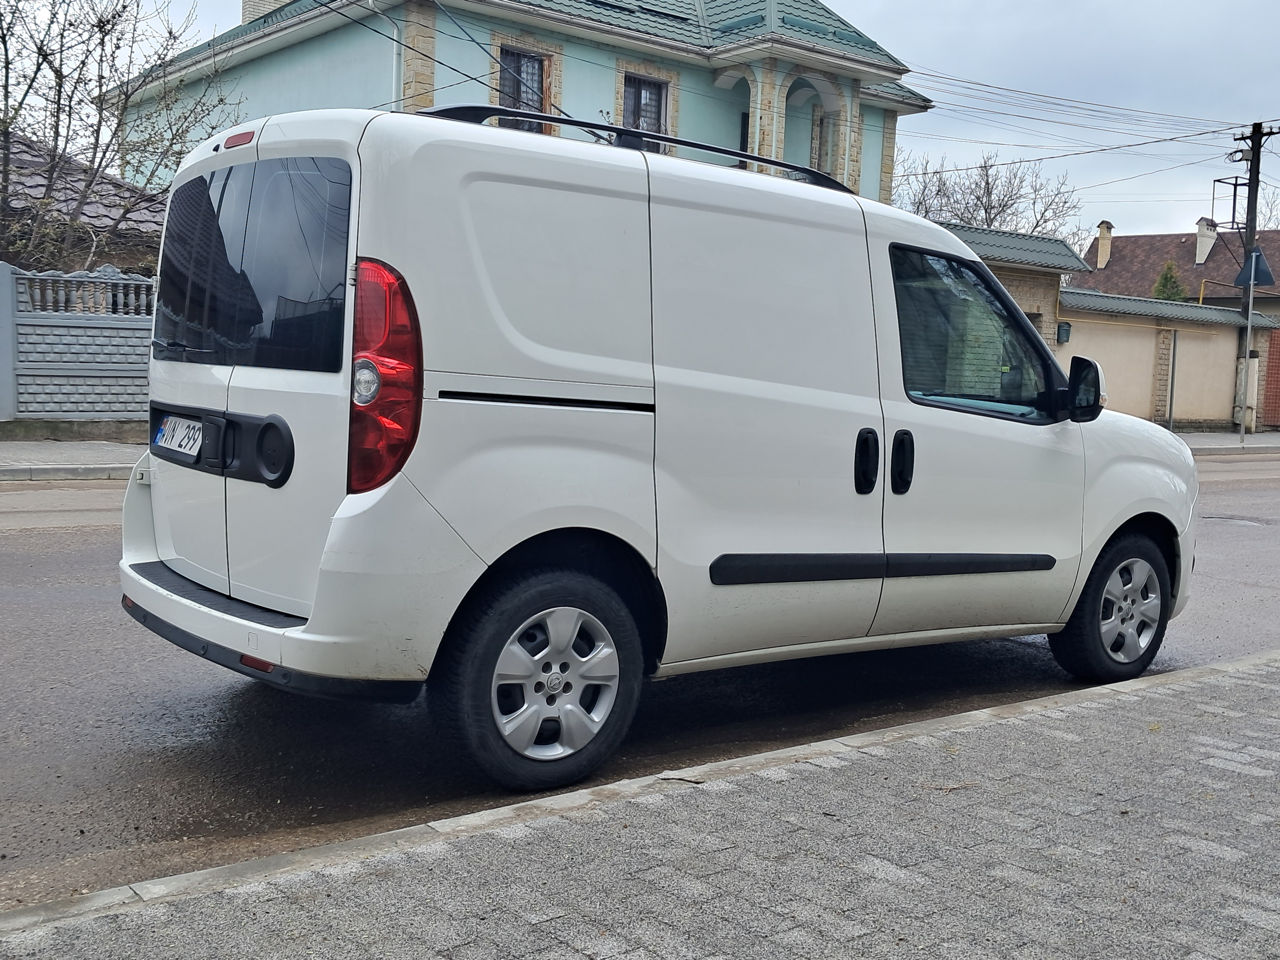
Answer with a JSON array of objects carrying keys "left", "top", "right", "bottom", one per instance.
[{"left": 155, "top": 415, "right": 204, "bottom": 455}]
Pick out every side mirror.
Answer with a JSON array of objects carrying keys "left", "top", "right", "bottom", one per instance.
[{"left": 1067, "top": 356, "right": 1106, "bottom": 423}]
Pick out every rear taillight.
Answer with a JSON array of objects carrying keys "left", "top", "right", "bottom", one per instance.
[{"left": 348, "top": 259, "right": 422, "bottom": 493}]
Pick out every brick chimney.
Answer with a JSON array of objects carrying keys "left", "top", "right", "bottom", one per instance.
[
  {"left": 1096, "top": 220, "right": 1114, "bottom": 269},
  {"left": 1195, "top": 217, "right": 1217, "bottom": 266},
  {"left": 242, "top": 0, "right": 280, "bottom": 23}
]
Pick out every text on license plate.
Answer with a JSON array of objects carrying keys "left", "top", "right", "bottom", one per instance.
[{"left": 155, "top": 415, "right": 203, "bottom": 455}]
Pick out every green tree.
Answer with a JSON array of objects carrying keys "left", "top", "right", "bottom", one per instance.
[{"left": 1151, "top": 261, "right": 1187, "bottom": 301}]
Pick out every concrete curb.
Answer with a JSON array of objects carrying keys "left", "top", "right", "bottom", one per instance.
[
  {"left": 1187, "top": 443, "right": 1280, "bottom": 458},
  {"left": 5, "top": 645, "right": 1280, "bottom": 936},
  {"left": 0, "top": 464, "right": 135, "bottom": 482}
]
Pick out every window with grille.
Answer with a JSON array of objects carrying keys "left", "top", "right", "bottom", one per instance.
[
  {"left": 623, "top": 75, "right": 666, "bottom": 152},
  {"left": 499, "top": 48, "right": 546, "bottom": 132}
]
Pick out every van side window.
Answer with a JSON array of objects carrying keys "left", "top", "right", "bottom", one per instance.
[{"left": 890, "top": 247, "right": 1051, "bottom": 423}]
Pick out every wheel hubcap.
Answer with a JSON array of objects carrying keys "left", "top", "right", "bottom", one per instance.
[
  {"left": 490, "top": 607, "right": 620, "bottom": 761},
  {"left": 1099, "top": 557, "right": 1161, "bottom": 664}
]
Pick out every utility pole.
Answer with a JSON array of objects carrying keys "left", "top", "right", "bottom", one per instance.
[{"left": 1230, "top": 122, "right": 1279, "bottom": 439}]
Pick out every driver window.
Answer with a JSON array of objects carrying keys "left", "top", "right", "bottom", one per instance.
[{"left": 890, "top": 247, "right": 1050, "bottom": 422}]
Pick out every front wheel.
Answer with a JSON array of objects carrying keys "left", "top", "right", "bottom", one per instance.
[
  {"left": 1050, "top": 534, "right": 1172, "bottom": 683},
  {"left": 432, "top": 569, "right": 644, "bottom": 791}
]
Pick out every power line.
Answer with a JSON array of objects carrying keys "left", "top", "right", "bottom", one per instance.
[
  {"left": 901, "top": 62, "right": 1237, "bottom": 128},
  {"left": 896, "top": 124, "right": 1270, "bottom": 179}
]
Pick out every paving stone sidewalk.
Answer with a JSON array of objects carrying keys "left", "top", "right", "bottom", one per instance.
[
  {"left": 0, "top": 441, "right": 143, "bottom": 481},
  {"left": 3, "top": 652, "right": 1279, "bottom": 960}
]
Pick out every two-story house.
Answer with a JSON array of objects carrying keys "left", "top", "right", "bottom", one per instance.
[{"left": 132, "top": 0, "right": 929, "bottom": 198}]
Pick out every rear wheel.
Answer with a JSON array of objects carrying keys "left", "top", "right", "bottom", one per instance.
[
  {"left": 433, "top": 569, "right": 644, "bottom": 791},
  {"left": 1050, "top": 534, "right": 1171, "bottom": 682}
]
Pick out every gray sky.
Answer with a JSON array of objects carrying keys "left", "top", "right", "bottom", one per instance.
[{"left": 189, "top": 0, "right": 1280, "bottom": 238}]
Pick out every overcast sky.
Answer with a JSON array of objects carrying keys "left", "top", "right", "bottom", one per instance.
[{"left": 188, "top": 0, "right": 1280, "bottom": 238}]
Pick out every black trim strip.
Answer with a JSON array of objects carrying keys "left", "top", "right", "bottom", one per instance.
[
  {"left": 886, "top": 553, "right": 1055, "bottom": 578},
  {"left": 130, "top": 561, "right": 306, "bottom": 628},
  {"left": 709, "top": 552, "right": 1055, "bottom": 585},
  {"left": 121, "top": 596, "right": 423, "bottom": 704},
  {"left": 438, "top": 390, "right": 654, "bottom": 414},
  {"left": 711, "top": 553, "right": 884, "bottom": 586}
]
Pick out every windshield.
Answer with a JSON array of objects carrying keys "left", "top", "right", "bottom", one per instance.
[{"left": 154, "top": 156, "right": 352, "bottom": 372}]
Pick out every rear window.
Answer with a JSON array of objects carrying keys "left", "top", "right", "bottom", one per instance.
[{"left": 155, "top": 157, "right": 352, "bottom": 372}]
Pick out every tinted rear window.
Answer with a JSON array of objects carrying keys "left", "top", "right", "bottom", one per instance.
[{"left": 155, "top": 157, "right": 351, "bottom": 372}]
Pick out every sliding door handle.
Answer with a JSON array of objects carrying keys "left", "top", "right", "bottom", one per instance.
[
  {"left": 854, "top": 428, "right": 879, "bottom": 495},
  {"left": 891, "top": 429, "right": 914, "bottom": 495}
]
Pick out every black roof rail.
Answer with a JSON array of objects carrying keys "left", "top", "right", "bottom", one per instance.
[{"left": 419, "top": 104, "right": 853, "bottom": 195}]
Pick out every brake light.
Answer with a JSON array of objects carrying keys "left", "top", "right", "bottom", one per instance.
[
  {"left": 348, "top": 260, "right": 422, "bottom": 493},
  {"left": 224, "top": 130, "right": 254, "bottom": 149}
]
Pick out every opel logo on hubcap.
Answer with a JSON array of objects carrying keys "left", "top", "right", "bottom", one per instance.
[{"left": 546, "top": 673, "right": 564, "bottom": 693}]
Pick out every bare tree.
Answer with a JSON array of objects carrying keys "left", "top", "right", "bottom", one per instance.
[
  {"left": 1258, "top": 183, "right": 1280, "bottom": 232},
  {"left": 0, "top": 0, "right": 240, "bottom": 271},
  {"left": 893, "top": 148, "right": 1089, "bottom": 252}
]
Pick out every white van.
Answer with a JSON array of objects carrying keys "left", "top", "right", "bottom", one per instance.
[{"left": 121, "top": 106, "right": 1197, "bottom": 790}]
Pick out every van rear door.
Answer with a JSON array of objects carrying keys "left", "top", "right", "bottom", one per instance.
[
  {"left": 149, "top": 113, "right": 368, "bottom": 617},
  {"left": 149, "top": 130, "right": 263, "bottom": 594},
  {"left": 224, "top": 118, "right": 366, "bottom": 616}
]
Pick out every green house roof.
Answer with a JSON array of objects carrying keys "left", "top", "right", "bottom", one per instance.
[
  {"left": 176, "top": 0, "right": 918, "bottom": 78},
  {"left": 940, "top": 222, "right": 1092, "bottom": 274},
  {"left": 862, "top": 80, "right": 931, "bottom": 110},
  {"left": 1059, "top": 287, "right": 1278, "bottom": 329}
]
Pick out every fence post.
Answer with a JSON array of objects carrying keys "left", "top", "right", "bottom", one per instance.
[{"left": 0, "top": 263, "right": 16, "bottom": 421}]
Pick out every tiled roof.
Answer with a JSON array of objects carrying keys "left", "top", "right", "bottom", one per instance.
[
  {"left": 1, "top": 133, "right": 163, "bottom": 235},
  {"left": 939, "top": 222, "right": 1091, "bottom": 273},
  {"left": 862, "top": 80, "right": 930, "bottom": 109},
  {"left": 1075, "top": 225, "right": 1280, "bottom": 300},
  {"left": 176, "top": 0, "right": 909, "bottom": 70},
  {"left": 1058, "top": 287, "right": 1278, "bottom": 329}
]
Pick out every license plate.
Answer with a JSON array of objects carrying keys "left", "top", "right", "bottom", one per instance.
[{"left": 155, "top": 415, "right": 204, "bottom": 456}]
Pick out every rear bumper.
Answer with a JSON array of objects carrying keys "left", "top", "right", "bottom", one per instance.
[
  {"left": 121, "top": 452, "right": 488, "bottom": 689},
  {"left": 121, "top": 592, "right": 421, "bottom": 702}
]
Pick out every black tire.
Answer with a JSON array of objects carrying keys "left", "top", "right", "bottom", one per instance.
[
  {"left": 432, "top": 568, "right": 644, "bottom": 791},
  {"left": 1050, "top": 534, "right": 1171, "bottom": 683}
]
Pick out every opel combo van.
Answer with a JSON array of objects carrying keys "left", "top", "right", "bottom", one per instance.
[{"left": 121, "top": 106, "right": 1197, "bottom": 790}]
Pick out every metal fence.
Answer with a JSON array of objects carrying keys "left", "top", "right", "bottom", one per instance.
[{"left": 0, "top": 262, "right": 153, "bottom": 421}]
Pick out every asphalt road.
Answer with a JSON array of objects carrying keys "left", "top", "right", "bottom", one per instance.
[{"left": 3, "top": 457, "right": 1280, "bottom": 909}]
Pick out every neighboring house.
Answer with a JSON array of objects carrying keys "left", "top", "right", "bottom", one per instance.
[
  {"left": 1074, "top": 218, "right": 1280, "bottom": 319},
  {"left": 1, "top": 132, "right": 164, "bottom": 272},
  {"left": 131, "top": 0, "right": 930, "bottom": 198},
  {"left": 940, "top": 221, "right": 1091, "bottom": 348},
  {"left": 941, "top": 221, "right": 1276, "bottom": 431}
]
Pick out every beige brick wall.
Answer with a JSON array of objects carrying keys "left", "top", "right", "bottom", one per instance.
[
  {"left": 878, "top": 111, "right": 896, "bottom": 204},
  {"left": 990, "top": 266, "right": 1063, "bottom": 350},
  {"left": 1152, "top": 329, "right": 1173, "bottom": 423},
  {"left": 847, "top": 106, "right": 863, "bottom": 193},
  {"left": 241, "top": 0, "right": 279, "bottom": 24},
  {"left": 401, "top": 0, "right": 436, "bottom": 113},
  {"left": 752, "top": 59, "right": 778, "bottom": 170}
]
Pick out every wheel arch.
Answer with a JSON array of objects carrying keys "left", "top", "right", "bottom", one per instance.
[
  {"left": 441, "top": 527, "right": 668, "bottom": 675},
  {"left": 1106, "top": 512, "right": 1179, "bottom": 588},
  {"left": 1067, "top": 510, "right": 1182, "bottom": 621}
]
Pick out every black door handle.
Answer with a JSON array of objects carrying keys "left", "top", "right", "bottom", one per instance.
[
  {"left": 891, "top": 429, "right": 914, "bottom": 495},
  {"left": 854, "top": 428, "right": 879, "bottom": 495}
]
